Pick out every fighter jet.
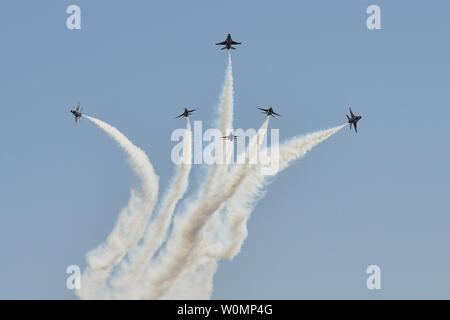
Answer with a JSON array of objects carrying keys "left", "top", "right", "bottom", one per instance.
[
  {"left": 221, "top": 132, "right": 239, "bottom": 141},
  {"left": 346, "top": 107, "right": 362, "bottom": 133},
  {"left": 175, "top": 107, "right": 197, "bottom": 119},
  {"left": 257, "top": 106, "right": 281, "bottom": 117},
  {"left": 216, "top": 34, "right": 242, "bottom": 50},
  {"left": 70, "top": 101, "right": 83, "bottom": 125}
]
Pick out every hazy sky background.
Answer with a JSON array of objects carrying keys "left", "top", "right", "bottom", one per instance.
[{"left": 0, "top": 0, "right": 449, "bottom": 299}]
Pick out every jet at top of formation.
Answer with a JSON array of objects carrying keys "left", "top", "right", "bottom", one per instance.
[
  {"left": 346, "top": 107, "right": 362, "bottom": 133},
  {"left": 175, "top": 107, "right": 197, "bottom": 119},
  {"left": 216, "top": 34, "right": 242, "bottom": 50},
  {"left": 258, "top": 106, "right": 281, "bottom": 117},
  {"left": 70, "top": 101, "right": 83, "bottom": 125}
]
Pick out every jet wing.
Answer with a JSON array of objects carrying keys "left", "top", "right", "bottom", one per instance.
[
  {"left": 216, "top": 41, "right": 227, "bottom": 45},
  {"left": 257, "top": 107, "right": 269, "bottom": 112},
  {"left": 272, "top": 111, "right": 281, "bottom": 117},
  {"left": 175, "top": 113, "right": 184, "bottom": 119},
  {"left": 354, "top": 122, "right": 358, "bottom": 133},
  {"left": 349, "top": 107, "right": 355, "bottom": 118},
  {"left": 230, "top": 41, "right": 241, "bottom": 45}
]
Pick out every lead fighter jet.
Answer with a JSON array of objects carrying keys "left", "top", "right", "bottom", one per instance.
[
  {"left": 346, "top": 107, "right": 362, "bottom": 133},
  {"left": 221, "top": 132, "right": 239, "bottom": 141},
  {"left": 216, "top": 34, "right": 242, "bottom": 50},
  {"left": 175, "top": 107, "right": 197, "bottom": 119},
  {"left": 70, "top": 101, "right": 83, "bottom": 125},
  {"left": 258, "top": 106, "right": 281, "bottom": 117}
]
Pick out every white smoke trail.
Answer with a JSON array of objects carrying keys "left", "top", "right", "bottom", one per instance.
[
  {"left": 115, "top": 56, "right": 234, "bottom": 299},
  {"left": 197, "top": 117, "right": 271, "bottom": 259},
  {"left": 219, "top": 53, "right": 233, "bottom": 135},
  {"left": 215, "top": 124, "right": 347, "bottom": 260},
  {"left": 143, "top": 118, "right": 269, "bottom": 299},
  {"left": 170, "top": 124, "right": 346, "bottom": 299},
  {"left": 77, "top": 115, "right": 159, "bottom": 299},
  {"left": 277, "top": 125, "right": 347, "bottom": 171},
  {"left": 160, "top": 258, "right": 218, "bottom": 300},
  {"left": 157, "top": 118, "right": 270, "bottom": 299},
  {"left": 208, "top": 53, "right": 234, "bottom": 192},
  {"left": 110, "top": 119, "right": 193, "bottom": 298}
]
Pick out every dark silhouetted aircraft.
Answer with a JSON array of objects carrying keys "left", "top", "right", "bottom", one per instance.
[
  {"left": 175, "top": 108, "right": 197, "bottom": 119},
  {"left": 258, "top": 106, "right": 281, "bottom": 117},
  {"left": 70, "top": 101, "right": 83, "bottom": 125},
  {"left": 346, "top": 107, "right": 362, "bottom": 133},
  {"left": 216, "top": 34, "right": 242, "bottom": 50},
  {"left": 221, "top": 132, "right": 239, "bottom": 141}
]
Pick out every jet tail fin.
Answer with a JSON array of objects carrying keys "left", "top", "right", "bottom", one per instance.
[
  {"left": 221, "top": 47, "right": 226, "bottom": 50},
  {"left": 230, "top": 46, "right": 236, "bottom": 50}
]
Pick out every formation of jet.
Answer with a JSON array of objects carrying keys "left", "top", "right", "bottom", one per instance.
[
  {"left": 221, "top": 132, "right": 239, "bottom": 141},
  {"left": 175, "top": 107, "right": 197, "bottom": 119},
  {"left": 70, "top": 35, "right": 364, "bottom": 135},
  {"left": 346, "top": 107, "right": 362, "bottom": 133},
  {"left": 216, "top": 34, "right": 242, "bottom": 50},
  {"left": 258, "top": 106, "right": 281, "bottom": 117},
  {"left": 70, "top": 101, "right": 83, "bottom": 125}
]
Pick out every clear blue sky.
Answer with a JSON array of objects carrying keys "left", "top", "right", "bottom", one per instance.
[{"left": 0, "top": 0, "right": 449, "bottom": 299}]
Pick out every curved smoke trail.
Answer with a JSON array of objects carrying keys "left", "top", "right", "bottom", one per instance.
[
  {"left": 110, "top": 119, "right": 193, "bottom": 298},
  {"left": 214, "top": 124, "right": 347, "bottom": 260},
  {"left": 168, "top": 125, "right": 346, "bottom": 298},
  {"left": 142, "top": 119, "right": 269, "bottom": 299},
  {"left": 156, "top": 118, "right": 270, "bottom": 299},
  {"left": 77, "top": 115, "right": 159, "bottom": 299}
]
